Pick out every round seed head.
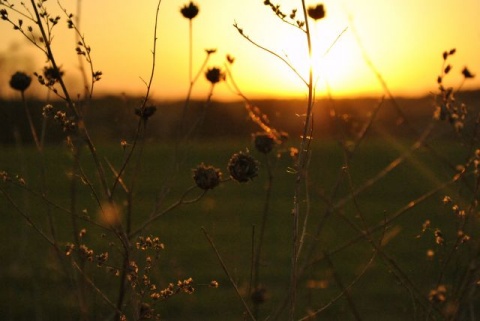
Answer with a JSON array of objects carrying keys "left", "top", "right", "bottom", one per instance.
[
  {"left": 227, "top": 151, "right": 259, "bottom": 182},
  {"left": 307, "top": 4, "right": 326, "bottom": 20},
  {"left": 253, "top": 132, "right": 276, "bottom": 154},
  {"left": 205, "top": 67, "right": 225, "bottom": 84},
  {"left": 181, "top": 2, "right": 199, "bottom": 20},
  {"left": 9, "top": 71, "right": 31, "bottom": 92},
  {"left": 193, "top": 164, "right": 222, "bottom": 190}
]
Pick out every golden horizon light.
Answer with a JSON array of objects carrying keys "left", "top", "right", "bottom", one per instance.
[{"left": 0, "top": 0, "right": 479, "bottom": 101}]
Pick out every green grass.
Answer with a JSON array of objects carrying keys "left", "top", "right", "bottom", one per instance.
[{"left": 1, "top": 136, "right": 479, "bottom": 320}]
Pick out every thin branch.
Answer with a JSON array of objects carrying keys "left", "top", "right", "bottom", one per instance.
[
  {"left": 129, "top": 185, "right": 207, "bottom": 238},
  {"left": 71, "top": 261, "right": 122, "bottom": 314},
  {"left": 324, "top": 252, "right": 363, "bottom": 321},
  {"left": 202, "top": 227, "right": 256, "bottom": 321},
  {"left": 307, "top": 168, "right": 468, "bottom": 267},
  {"left": 142, "top": 0, "right": 162, "bottom": 105},
  {"left": 234, "top": 22, "right": 308, "bottom": 87},
  {"left": 0, "top": 185, "right": 54, "bottom": 246},
  {"left": 297, "top": 250, "right": 377, "bottom": 321},
  {"left": 111, "top": 0, "right": 162, "bottom": 199}
]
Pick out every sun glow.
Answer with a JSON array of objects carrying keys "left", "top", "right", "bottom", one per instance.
[
  {"left": 218, "top": 0, "right": 480, "bottom": 100},
  {"left": 234, "top": 4, "right": 383, "bottom": 100},
  {"left": 0, "top": 0, "right": 478, "bottom": 100}
]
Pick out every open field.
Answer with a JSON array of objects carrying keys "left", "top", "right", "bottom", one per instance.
[
  {"left": 1, "top": 0, "right": 479, "bottom": 318},
  {"left": 1, "top": 132, "right": 479, "bottom": 320}
]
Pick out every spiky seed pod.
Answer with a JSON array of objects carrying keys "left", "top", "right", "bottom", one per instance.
[
  {"left": 228, "top": 151, "right": 259, "bottom": 182},
  {"left": 180, "top": 2, "right": 199, "bottom": 20},
  {"left": 43, "top": 66, "right": 64, "bottom": 85},
  {"left": 205, "top": 67, "right": 225, "bottom": 84},
  {"left": 193, "top": 164, "right": 222, "bottom": 190}
]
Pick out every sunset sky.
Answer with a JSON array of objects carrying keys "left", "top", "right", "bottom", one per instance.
[{"left": 0, "top": 0, "right": 479, "bottom": 101}]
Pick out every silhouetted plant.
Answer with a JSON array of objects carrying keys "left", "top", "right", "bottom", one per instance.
[{"left": 1, "top": 1, "right": 480, "bottom": 321}]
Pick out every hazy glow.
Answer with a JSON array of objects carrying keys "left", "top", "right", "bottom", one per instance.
[{"left": 0, "top": 0, "right": 479, "bottom": 101}]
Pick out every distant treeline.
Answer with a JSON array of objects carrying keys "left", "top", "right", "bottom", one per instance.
[{"left": 1, "top": 90, "right": 479, "bottom": 145}]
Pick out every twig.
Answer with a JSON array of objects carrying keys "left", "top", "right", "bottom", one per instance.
[
  {"left": 129, "top": 185, "right": 206, "bottom": 238},
  {"left": 201, "top": 227, "right": 256, "bottom": 321},
  {"left": 0, "top": 185, "right": 54, "bottom": 246},
  {"left": 324, "top": 252, "right": 363, "bottom": 321},
  {"left": 307, "top": 168, "right": 467, "bottom": 267},
  {"left": 71, "top": 261, "right": 122, "bottom": 314},
  {"left": 252, "top": 154, "right": 274, "bottom": 318},
  {"left": 297, "top": 250, "right": 377, "bottom": 321},
  {"left": 233, "top": 22, "right": 308, "bottom": 87}
]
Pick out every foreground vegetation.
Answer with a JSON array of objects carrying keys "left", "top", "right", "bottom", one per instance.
[
  {"left": 1, "top": 134, "right": 479, "bottom": 320},
  {"left": 1, "top": 1, "right": 479, "bottom": 320}
]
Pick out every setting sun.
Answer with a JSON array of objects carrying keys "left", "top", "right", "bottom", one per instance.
[{"left": 0, "top": 0, "right": 479, "bottom": 100}]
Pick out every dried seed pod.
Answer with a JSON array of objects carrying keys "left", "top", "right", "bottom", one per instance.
[
  {"left": 9, "top": 71, "right": 31, "bottom": 92},
  {"left": 193, "top": 164, "right": 222, "bottom": 190},
  {"left": 253, "top": 132, "right": 276, "bottom": 154},
  {"left": 228, "top": 151, "right": 259, "bottom": 182},
  {"left": 205, "top": 67, "right": 225, "bottom": 84},
  {"left": 307, "top": 4, "right": 326, "bottom": 21},
  {"left": 180, "top": 2, "right": 199, "bottom": 20}
]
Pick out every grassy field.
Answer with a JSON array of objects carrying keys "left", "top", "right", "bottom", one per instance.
[{"left": 1, "top": 135, "right": 479, "bottom": 321}]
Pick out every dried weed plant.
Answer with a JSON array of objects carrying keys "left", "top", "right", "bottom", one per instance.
[{"left": 1, "top": 1, "right": 479, "bottom": 321}]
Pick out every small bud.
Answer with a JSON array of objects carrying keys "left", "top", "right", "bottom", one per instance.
[
  {"left": 462, "top": 66, "right": 475, "bottom": 79},
  {"left": 290, "top": 9, "right": 297, "bottom": 19},
  {"left": 434, "top": 229, "right": 444, "bottom": 245},
  {"left": 96, "top": 252, "right": 109, "bottom": 267},
  {"left": 209, "top": 280, "right": 219, "bottom": 288},
  {"left": 65, "top": 243, "right": 75, "bottom": 256},
  {"left": 135, "top": 106, "right": 157, "bottom": 120},
  {"left": 0, "top": 9, "right": 8, "bottom": 20},
  {"left": 442, "top": 196, "right": 452, "bottom": 205},
  {"left": 42, "top": 104, "right": 54, "bottom": 118},
  {"left": 226, "top": 54, "right": 235, "bottom": 64},
  {"left": 205, "top": 48, "right": 217, "bottom": 55}
]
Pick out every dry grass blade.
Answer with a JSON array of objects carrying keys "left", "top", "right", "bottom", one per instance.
[
  {"left": 297, "top": 250, "right": 377, "bottom": 321},
  {"left": 202, "top": 227, "right": 257, "bottom": 321}
]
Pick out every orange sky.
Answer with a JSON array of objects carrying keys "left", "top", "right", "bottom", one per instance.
[{"left": 0, "top": 0, "right": 479, "bottom": 101}]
